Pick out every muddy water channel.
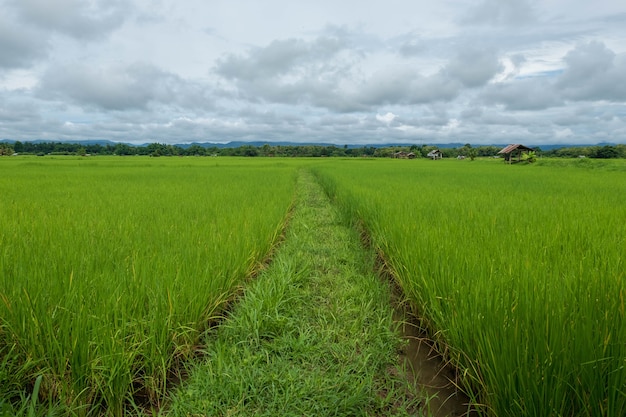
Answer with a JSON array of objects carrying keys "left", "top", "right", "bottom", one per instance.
[{"left": 392, "top": 294, "right": 477, "bottom": 417}]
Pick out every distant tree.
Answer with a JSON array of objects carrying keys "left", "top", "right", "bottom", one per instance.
[
  {"left": 309, "top": 145, "right": 322, "bottom": 157},
  {"left": 146, "top": 143, "right": 168, "bottom": 157},
  {"left": 237, "top": 145, "right": 258, "bottom": 156},
  {"left": 114, "top": 143, "right": 135, "bottom": 155},
  {"left": 0, "top": 143, "right": 14, "bottom": 155},
  {"left": 331, "top": 146, "right": 347, "bottom": 157},
  {"left": 20, "top": 141, "right": 34, "bottom": 153},
  {"left": 593, "top": 145, "right": 619, "bottom": 159},
  {"left": 85, "top": 144, "right": 105, "bottom": 155},
  {"left": 185, "top": 144, "right": 206, "bottom": 156},
  {"left": 441, "top": 148, "right": 455, "bottom": 158},
  {"left": 363, "top": 146, "right": 376, "bottom": 156},
  {"left": 166, "top": 144, "right": 182, "bottom": 156},
  {"left": 420, "top": 145, "right": 438, "bottom": 158},
  {"left": 374, "top": 147, "right": 393, "bottom": 158},
  {"left": 457, "top": 145, "right": 471, "bottom": 158},
  {"left": 475, "top": 146, "right": 500, "bottom": 157},
  {"left": 53, "top": 142, "right": 78, "bottom": 154},
  {"left": 260, "top": 143, "right": 272, "bottom": 156}
]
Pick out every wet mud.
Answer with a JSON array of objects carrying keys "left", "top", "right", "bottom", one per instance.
[{"left": 393, "top": 296, "right": 478, "bottom": 417}]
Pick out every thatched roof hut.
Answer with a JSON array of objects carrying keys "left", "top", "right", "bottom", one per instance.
[
  {"left": 427, "top": 149, "right": 442, "bottom": 160},
  {"left": 393, "top": 151, "right": 417, "bottom": 159},
  {"left": 498, "top": 144, "right": 534, "bottom": 163}
]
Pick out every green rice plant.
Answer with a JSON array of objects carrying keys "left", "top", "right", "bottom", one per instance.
[
  {"left": 312, "top": 158, "right": 626, "bottom": 417},
  {"left": 0, "top": 156, "right": 296, "bottom": 416},
  {"left": 165, "top": 169, "right": 423, "bottom": 416}
]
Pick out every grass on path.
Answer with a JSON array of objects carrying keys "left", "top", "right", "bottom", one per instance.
[{"left": 164, "top": 170, "right": 425, "bottom": 416}]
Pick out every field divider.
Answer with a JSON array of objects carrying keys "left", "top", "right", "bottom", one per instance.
[
  {"left": 351, "top": 218, "right": 478, "bottom": 417},
  {"left": 164, "top": 169, "right": 425, "bottom": 416}
]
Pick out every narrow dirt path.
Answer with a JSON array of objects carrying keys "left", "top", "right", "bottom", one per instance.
[{"left": 163, "top": 170, "right": 467, "bottom": 416}]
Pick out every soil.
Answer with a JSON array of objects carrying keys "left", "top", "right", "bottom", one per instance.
[{"left": 392, "top": 294, "right": 479, "bottom": 417}]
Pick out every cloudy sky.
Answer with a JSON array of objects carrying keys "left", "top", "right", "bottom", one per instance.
[{"left": 1, "top": 0, "right": 625, "bottom": 145}]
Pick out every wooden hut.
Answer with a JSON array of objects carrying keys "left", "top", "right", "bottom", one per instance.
[
  {"left": 393, "top": 151, "right": 416, "bottom": 159},
  {"left": 498, "top": 144, "right": 534, "bottom": 163},
  {"left": 427, "top": 149, "right": 442, "bottom": 160}
]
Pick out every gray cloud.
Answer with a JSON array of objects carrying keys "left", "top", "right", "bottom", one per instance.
[
  {"left": 460, "top": 0, "right": 537, "bottom": 27},
  {"left": 398, "top": 38, "right": 427, "bottom": 57},
  {"left": 216, "top": 37, "right": 347, "bottom": 81},
  {"left": 480, "top": 42, "right": 626, "bottom": 111},
  {"left": 444, "top": 46, "right": 502, "bottom": 87},
  {"left": 0, "top": 17, "right": 48, "bottom": 69},
  {"left": 0, "top": 91, "right": 41, "bottom": 124},
  {"left": 215, "top": 34, "right": 482, "bottom": 112},
  {"left": 556, "top": 41, "right": 626, "bottom": 101},
  {"left": 10, "top": 0, "right": 130, "bottom": 40},
  {"left": 215, "top": 36, "right": 360, "bottom": 110},
  {"left": 357, "top": 69, "right": 462, "bottom": 107},
  {"left": 37, "top": 62, "right": 213, "bottom": 111},
  {"left": 481, "top": 77, "right": 563, "bottom": 110}
]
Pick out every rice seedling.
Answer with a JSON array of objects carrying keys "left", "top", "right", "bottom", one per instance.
[
  {"left": 0, "top": 156, "right": 296, "bottom": 416},
  {"left": 312, "top": 158, "right": 626, "bottom": 417}
]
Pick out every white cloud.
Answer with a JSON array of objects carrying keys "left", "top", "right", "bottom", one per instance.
[
  {"left": 376, "top": 112, "right": 397, "bottom": 124},
  {"left": 555, "top": 127, "right": 573, "bottom": 138},
  {"left": 0, "top": 0, "right": 625, "bottom": 145}
]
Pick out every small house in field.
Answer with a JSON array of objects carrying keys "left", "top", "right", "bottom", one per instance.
[
  {"left": 498, "top": 144, "right": 534, "bottom": 163},
  {"left": 427, "top": 149, "right": 442, "bottom": 160},
  {"left": 393, "top": 151, "right": 416, "bottom": 159}
]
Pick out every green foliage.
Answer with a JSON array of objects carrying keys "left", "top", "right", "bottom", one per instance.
[
  {"left": 542, "top": 144, "right": 625, "bottom": 159},
  {"left": 521, "top": 150, "right": 537, "bottom": 163},
  {"left": 166, "top": 171, "right": 422, "bottom": 416},
  {"left": 0, "top": 157, "right": 296, "bottom": 415},
  {"left": 593, "top": 145, "right": 620, "bottom": 158},
  {"left": 313, "top": 159, "right": 626, "bottom": 417},
  {"left": 0, "top": 143, "right": 14, "bottom": 156}
]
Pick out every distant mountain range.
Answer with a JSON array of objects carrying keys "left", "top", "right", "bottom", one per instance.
[{"left": 0, "top": 138, "right": 621, "bottom": 150}]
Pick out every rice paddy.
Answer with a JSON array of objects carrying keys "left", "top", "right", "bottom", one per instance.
[
  {"left": 312, "top": 158, "right": 626, "bottom": 417},
  {"left": 1, "top": 155, "right": 625, "bottom": 416},
  {"left": 0, "top": 156, "right": 295, "bottom": 415}
]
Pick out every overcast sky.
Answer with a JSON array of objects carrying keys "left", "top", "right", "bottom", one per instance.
[{"left": 1, "top": 0, "right": 625, "bottom": 145}]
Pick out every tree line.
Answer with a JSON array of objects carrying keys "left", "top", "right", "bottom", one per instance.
[{"left": 1, "top": 141, "right": 624, "bottom": 158}]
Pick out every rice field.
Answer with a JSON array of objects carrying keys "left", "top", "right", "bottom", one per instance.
[
  {"left": 0, "top": 156, "right": 296, "bottom": 415},
  {"left": 1, "top": 155, "right": 625, "bottom": 416},
  {"left": 312, "top": 158, "right": 626, "bottom": 417}
]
